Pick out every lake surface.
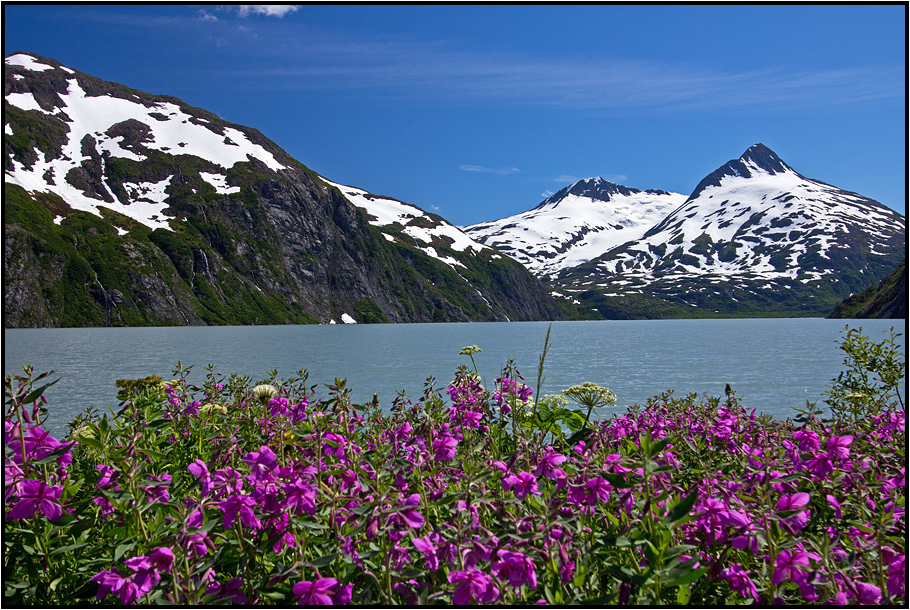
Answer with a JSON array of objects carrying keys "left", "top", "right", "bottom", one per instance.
[{"left": 4, "top": 319, "right": 905, "bottom": 438}]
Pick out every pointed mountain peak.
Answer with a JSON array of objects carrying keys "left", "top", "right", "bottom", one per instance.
[
  {"left": 535, "top": 177, "right": 642, "bottom": 210},
  {"left": 739, "top": 143, "right": 792, "bottom": 175},
  {"left": 687, "top": 143, "right": 796, "bottom": 200}
]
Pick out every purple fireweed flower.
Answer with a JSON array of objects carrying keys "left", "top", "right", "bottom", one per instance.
[
  {"left": 392, "top": 493, "right": 425, "bottom": 529},
  {"left": 206, "top": 577, "right": 249, "bottom": 604},
  {"left": 776, "top": 493, "right": 811, "bottom": 533},
  {"left": 293, "top": 578, "right": 340, "bottom": 605},
  {"left": 886, "top": 553, "right": 905, "bottom": 596},
  {"left": 603, "top": 453, "right": 630, "bottom": 474},
  {"left": 122, "top": 556, "right": 162, "bottom": 603},
  {"left": 792, "top": 429, "right": 820, "bottom": 452},
  {"left": 95, "top": 464, "right": 120, "bottom": 490},
  {"left": 322, "top": 433, "right": 347, "bottom": 461},
  {"left": 433, "top": 435, "right": 458, "bottom": 461},
  {"left": 187, "top": 459, "right": 212, "bottom": 495},
  {"left": 413, "top": 535, "right": 441, "bottom": 571},
  {"left": 183, "top": 533, "right": 212, "bottom": 558},
  {"left": 826, "top": 435, "right": 854, "bottom": 460},
  {"left": 534, "top": 448, "right": 567, "bottom": 481},
  {"left": 448, "top": 569, "right": 500, "bottom": 604},
  {"left": 243, "top": 445, "right": 278, "bottom": 480},
  {"left": 4, "top": 419, "right": 19, "bottom": 446},
  {"left": 792, "top": 571, "right": 820, "bottom": 602},
  {"left": 772, "top": 547, "right": 821, "bottom": 585},
  {"left": 148, "top": 547, "right": 175, "bottom": 573},
  {"left": 731, "top": 533, "right": 761, "bottom": 555},
  {"left": 211, "top": 467, "right": 244, "bottom": 498},
  {"left": 503, "top": 471, "right": 540, "bottom": 500},
  {"left": 848, "top": 581, "right": 883, "bottom": 605},
  {"left": 462, "top": 535, "right": 498, "bottom": 569},
  {"left": 268, "top": 396, "right": 290, "bottom": 417},
  {"left": 91, "top": 569, "right": 140, "bottom": 605},
  {"left": 141, "top": 474, "right": 171, "bottom": 503},
  {"left": 449, "top": 406, "right": 483, "bottom": 429},
  {"left": 3, "top": 461, "right": 24, "bottom": 500},
  {"left": 826, "top": 494, "right": 843, "bottom": 519},
  {"left": 8, "top": 479, "right": 62, "bottom": 521},
  {"left": 8, "top": 426, "right": 72, "bottom": 466},
  {"left": 492, "top": 549, "right": 538, "bottom": 590},
  {"left": 720, "top": 563, "right": 759, "bottom": 601},
  {"left": 804, "top": 451, "right": 835, "bottom": 478},
  {"left": 219, "top": 494, "right": 260, "bottom": 530},
  {"left": 584, "top": 477, "right": 612, "bottom": 504},
  {"left": 338, "top": 468, "right": 362, "bottom": 493},
  {"left": 455, "top": 499, "right": 480, "bottom": 529},
  {"left": 93, "top": 495, "right": 115, "bottom": 515}
]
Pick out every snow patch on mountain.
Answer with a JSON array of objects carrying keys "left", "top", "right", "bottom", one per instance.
[
  {"left": 6, "top": 53, "right": 56, "bottom": 72},
  {"left": 199, "top": 172, "right": 240, "bottom": 195},
  {"left": 319, "top": 177, "right": 489, "bottom": 271}
]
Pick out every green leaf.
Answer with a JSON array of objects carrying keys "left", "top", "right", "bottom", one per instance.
[
  {"left": 22, "top": 378, "right": 60, "bottom": 405},
  {"left": 74, "top": 435, "right": 103, "bottom": 450},
  {"left": 311, "top": 552, "right": 339, "bottom": 568},
  {"left": 664, "top": 487, "right": 699, "bottom": 525},
  {"left": 602, "top": 472, "right": 632, "bottom": 489},
  {"left": 51, "top": 542, "right": 88, "bottom": 555},
  {"left": 30, "top": 443, "right": 75, "bottom": 465},
  {"left": 664, "top": 566, "right": 708, "bottom": 588},
  {"left": 114, "top": 542, "right": 133, "bottom": 562},
  {"left": 648, "top": 436, "right": 673, "bottom": 457},
  {"left": 677, "top": 584, "right": 691, "bottom": 605}
]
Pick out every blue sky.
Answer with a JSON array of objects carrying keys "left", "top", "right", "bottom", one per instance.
[{"left": 4, "top": 4, "right": 906, "bottom": 225}]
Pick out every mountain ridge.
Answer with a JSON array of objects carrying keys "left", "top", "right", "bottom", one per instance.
[
  {"left": 468, "top": 144, "right": 905, "bottom": 319},
  {"left": 4, "top": 52, "right": 562, "bottom": 327}
]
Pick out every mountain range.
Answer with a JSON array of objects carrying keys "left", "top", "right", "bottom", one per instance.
[
  {"left": 466, "top": 144, "right": 905, "bottom": 318},
  {"left": 4, "top": 52, "right": 905, "bottom": 326},
  {"left": 3, "top": 52, "right": 561, "bottom": 327}
]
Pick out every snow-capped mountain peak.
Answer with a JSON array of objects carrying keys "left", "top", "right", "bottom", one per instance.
[
  {"left": 463, "top": 177, "right": 686, "bottom": 278},
  {"left": 552, "top": 144, "right": 904, "bottom": 317},
  {"left": 535, "top": 177, "right": 672, "bottom": 210}
]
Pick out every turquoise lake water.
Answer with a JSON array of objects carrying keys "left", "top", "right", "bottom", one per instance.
[{"left": 4, "top": 318, "right": 905, "bottom": 437}]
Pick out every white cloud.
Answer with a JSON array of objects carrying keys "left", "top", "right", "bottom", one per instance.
[
  {"left": 541, "top": 190, "right": 555, "bottom": 198},
  {"left": 237, "top": 5, "right": 300, "bottom": 19},
  {"left": 198, "top": 9, "right": 217, "bottom": 22},
  {"left": 459, "top": 165, "right": 520, "bottom": 175},
  {"left": 554, "top": 174, "right": 580, "bottom": 184}
]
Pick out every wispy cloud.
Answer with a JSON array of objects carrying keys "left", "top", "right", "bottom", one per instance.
[
  {"left": 64, "top": 8, "right": 903, "bottom": 112},
  {"left": 236, "top": 5, "right": 300, "bottom": 19},
  {"left": 459, "top": 165, "right": 521, "bottom": 175},
  {"left": 244, "top": 30, "right": 902, "bottom": 111}
]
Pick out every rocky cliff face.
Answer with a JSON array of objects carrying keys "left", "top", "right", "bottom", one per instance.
[{"left": 4, "top": 53, "right": 562, "bottom": 327}]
